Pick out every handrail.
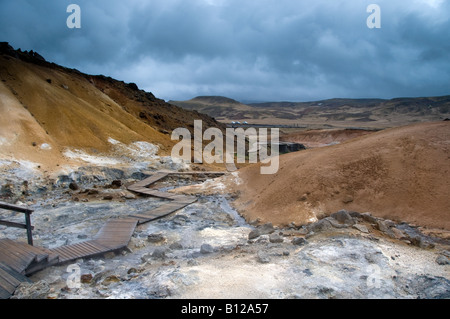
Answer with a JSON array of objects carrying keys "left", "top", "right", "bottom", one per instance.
[{"left": 0, "top": 202, "right": 34, "bottom": 246}]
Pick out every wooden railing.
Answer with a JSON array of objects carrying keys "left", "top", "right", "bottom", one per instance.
[{"left": 0, "top": 202, "right": 34, "bottom": 246}]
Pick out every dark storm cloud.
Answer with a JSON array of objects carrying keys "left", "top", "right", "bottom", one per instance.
[{"left": 1, "top": 0, "right": 449, "bottom": 101}]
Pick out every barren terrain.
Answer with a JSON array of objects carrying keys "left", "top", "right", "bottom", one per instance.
[
  {"left": 0, "top": 44, "right": 448, "bottom": 300},
  {"left": 223, "top": 121, "right": 450, "bottom": 230}
]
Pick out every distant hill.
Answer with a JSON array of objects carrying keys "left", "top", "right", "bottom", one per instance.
[
  {"left": 169, "top": 96, "right": 255, "bottom": 121},
  {"left": 0, "top": 42, "right": 223, "bottom": 171},
  {"left": 188, "top": 96, "right": 243, "bottom": 105},
  {"left": 171, "top": 95, "right": 450, "bottom": 129}
]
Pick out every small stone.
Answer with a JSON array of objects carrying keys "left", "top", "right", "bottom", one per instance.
[
  {"left": 296, "top": 227, "right": 309, "bottom": 235},
  {"left": 436, "top": 255, "right": 449, "bottom": 265},
  {"left": 361, "top": 212, "right": 378, "bottom": 224},
  {"left": 259, "top": 223, "right": 275, "bottom": 235},
  {"left": 172, "top": 215, "right": 188, "bottom": 226},
  {"left": 141, "top": 253, "right": 152, "bottom": 263},
  {"left": 80, "top": 274, "right": 93, "bottom": 284},
  {"left": 257, "top": 250, "right": 270, "bottom": 264},
  {"left": 187, "top": 259, "right": 199, "bottom": 266},
  {"left": 111, "top": 180, "right": 122, "bottom": 189},
  {"left": 288, "top": 222, "right": 297, "bottom": 229},
  {"left": 376, "top": 220, "right": 391, "bottom": 233},
  {"left": 256, "top": 235, "right": 270, "bottom": 244},
  {"left": 391, "top": 228, "right": 406, "bottom": 240},
  {"left": 348, "top": 211, "right": 362, "bottom": 219},
  {"left": 353, "top": 224, "right": 369, "bottom": 233},
  {"left": 102, "top": 195, "right": 113, "bottom": 201},
  {"left": 384, "top": 220, "right": 396, "bottom": 228},
  {"left": 248, "top": 229, "right": 261, "bottom": 240},
  {"left": 123, "top": 192, "right": 136, "bottom": 200},
  {"left": 69, "top": 182, "right": 79, "bottom": 191},
  {"left": 269, "top": 234, "right": 284, "bottom": 243},
  {"left": 249, "top": 218, "right": 261, "bottom": 226},
  {"left": 292, "top": 237, "right": 308, "bottom": 246},
  {"left": 127, "top": 268, "right": 138, "bottom": 274},
  {"left": 77, "top": 234, "right": 88, "bottom": 239},
  {"left": 283, "top": 251, "right": 290, "bottom": 256},
  {"left": 102, "top": 275, "right": 120, "bottom": 286},
  {"left": 200, "top": 244, "right": 214, "bottom": 254},
  {"left": 342, "top": 195, "right": 354, "bottom": 204},
  {"left": 308, "top": 219, "right": 333, "bottom": 233},
  {"left": 410, "top": 236, "right": 435, "bottom": 249},
  {"left": 104, "top": 252, "right": 115, "bottom": 259},
  {"left": 152, "top": 248, "right": 167, "bottom": 259},
  {"left": 169, "top": 242, "right": 183, "bottom": 250},
  {"left": 303, "top": 269, "right": 313, "bottom": 277},
  {"left": 331, "top": 210, "right": 355, "bottom": 225},
  {"left": 147, "top": 233, "right": 166, "bottom": 243}
]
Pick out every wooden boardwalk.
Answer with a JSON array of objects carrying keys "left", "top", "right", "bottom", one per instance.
[
  {"left": 50, "top": 218, "right": 138, "bottom": 264},
  {"left": 0, "top": 262, "right": 32, "bottom": 299},
  {"left": 0, "top": 170, "right": 225, "bottom": 298},
  {"left": 0, "top": 238, "right": 59, "bottom": 298}
]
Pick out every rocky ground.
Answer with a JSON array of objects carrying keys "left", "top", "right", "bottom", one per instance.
[{"left": 1, "top": 166, "right": 449, "bottom": 299}]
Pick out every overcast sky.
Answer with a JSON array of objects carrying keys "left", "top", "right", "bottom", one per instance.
[{"left": 1, "top": 0, "right": 449, "bottom": 102}]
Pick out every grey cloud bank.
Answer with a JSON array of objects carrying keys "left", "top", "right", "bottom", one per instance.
[{"left": 0, "top": 0, "right": 449, "bottom": 102}]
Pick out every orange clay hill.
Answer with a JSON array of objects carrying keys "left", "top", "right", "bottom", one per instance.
[
  {"left": 0, "top": 42, "right": 223, "bottom": 172},
  {"left": 229, "top": 121, "right": 450, "bottom": 230}
]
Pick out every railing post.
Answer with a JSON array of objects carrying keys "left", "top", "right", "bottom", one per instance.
[{"left": 25, "top": 213, "right": 33, "bottom": 246}]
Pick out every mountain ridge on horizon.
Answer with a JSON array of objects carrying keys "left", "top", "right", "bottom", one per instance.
[
  {"left": 173, "top": 94, "right": 450, "bottom": 107},
  {"left": 170, "top": 94, "right": 450, "bottom": 127}
]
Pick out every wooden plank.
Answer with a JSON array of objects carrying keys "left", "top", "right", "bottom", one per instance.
[
  {"left": 128, "top": 187, "right": 150, "bottom": 193},
  {"left": 0, "top": 273, "right": 16, "bottom": 295},
  {"left": 52, "top": 245, "right": 86, "bottom": 259},
  {"left": 130, "top": 173, "right": 169, "bottom": 188},
  {"left": 0, "top": 241, "right": 37, "bottom": 274},
  {"left": 0, "top": 262, "right": 32, "bottom": 299},
  {"left": 62, "top": 243, "right": 95, "bottom": 257},
  {"left": 128, "top": 214, "right": 155, "bottom": 222},
  {"left": 0, "top": 202, "right": 33, "bottom": 214},
  {"left": 49, "top": 248, "right": 72, "bottom": 262},
  {"left": 0, "top": 220, "right": 33, "bottom": 230},
  {"left": 93, "top": 219, "right": 137, "bottom": 250},
  {"left": 0, "top": 239, "right": 43, "bottom": 263},
  {"left": 0, "top": 262, "right": 31, "bottom": 284},
  {"left": 8, "top": 243, "right": 48, "bottom": 263},
  {"left": 140, "top": 172, "right": 169, "bottom": 183},
  {"left": 0, "top": 287, "right": 11, "bottom": 300},
  {"left": 0, "top": 267, "right": 22, "bottom": 288},
  {"left": 57, "top": 244, "right": 94, "bottom": 258},
  {"left": 141, "top": 190, "right": 176, "bottom": 199}
]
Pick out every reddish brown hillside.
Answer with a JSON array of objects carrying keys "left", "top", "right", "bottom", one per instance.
[
  {"left": 0, "top": 43, "right": 223, "bottom": 171},
  {"left": 229, "top": 121, "right": 450, "bottom": 230}
]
